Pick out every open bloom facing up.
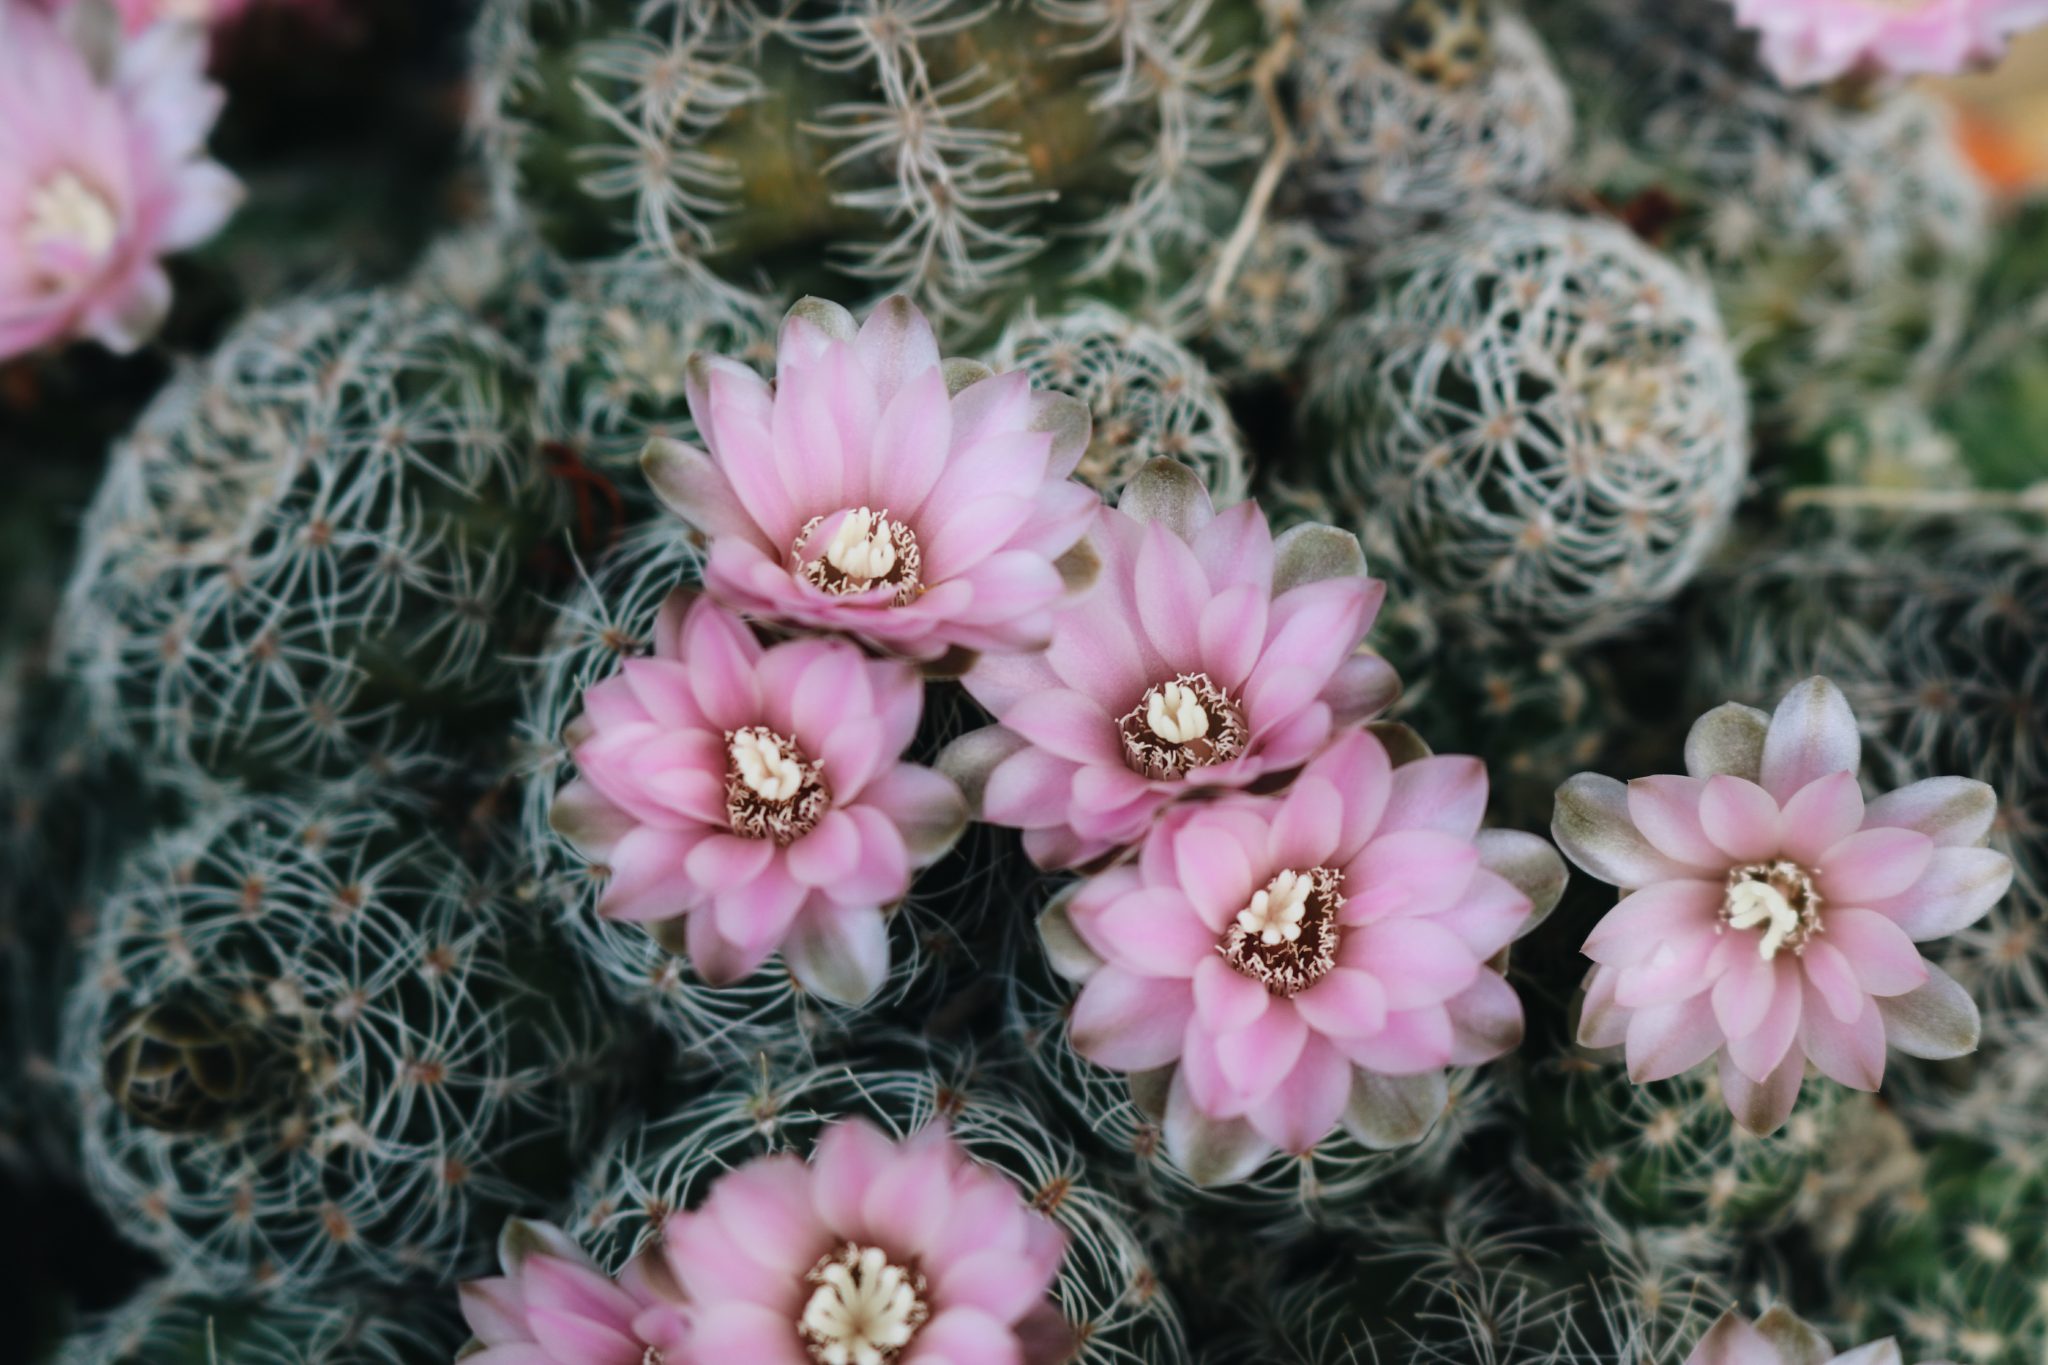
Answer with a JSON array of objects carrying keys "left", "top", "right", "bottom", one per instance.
[
  {"left": 550, "top": 590, "right": 967, "bottom": 1006},
  {"left": 1046, "top": 728, "right": 1565, "bottom": 1183},
  {"left": 642, "top": 294, "right": 1099, "bottom": 665},
  {"left": 0, "top": 3, "right": 240, "bottom": 359},
  {"left": 1686, "top": 1306, "right": 1952, "bottom": 1365},
  {"left": 459, "top": 1219, "right": 690, "bottom": 1365},
  {"left": 945, "top": 459, "right": 1400, "bottom": 870},
  {"left": 1557, "top": 677, "right": 2010, "bottom": 1136},
  {"left": 664, "top": 1119, "right": 1069, "bottom": 1365},
  {"left": 1729, "top": 0, "right": 2048, "bottom": 86}
]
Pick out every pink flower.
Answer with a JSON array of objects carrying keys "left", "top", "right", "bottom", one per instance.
[
  {"left": 1047, "top": 728, "right": 1565, "bottom": 1184},
  {"left": 1729, "top": 0, "right": 2048, "bottom": 86},
  {"left": 642, "top": 295, "right": 1100, "bottom": 665},
  {"left": 458, "top": 1219, "right": 690, "bottom": 1365},
  {"left": 1685, "top": 1307, "right": 1952, "bottom": 1365},
  {"left": 1557, "top": 677, "right": 2011, "bottom": 1137},
  {"left": 0, "top": 3, "right": 240, "bottom": 359},
  {"left": 663, "top": 1119, "right": 1069, "bottom": 1365},
  {"left": 550, "top": 590, "right": 968, "bottom": 1006},
  {"left": 944, "top": 459, "right": 1401, "bottom": 871}
]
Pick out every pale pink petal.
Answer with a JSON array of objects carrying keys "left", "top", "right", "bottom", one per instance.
[
  {"left": 1335, "top": 1005, "right": 1453, "bottom": 1076},
  {"left": 1349, "top": 920, "right": 1480, "bottom": 1009},
  {"left": 1862, "top": 776, "right": 1999, "bottom": 848},
  {"left": 1726, "top": 960, "right": 1804, "bottom": 1084},
  {"left": 1069, "top": 967, "right": 1196, "bottom": 1070},
  {"left": 1293, "top": 967, "right": 1389, "bottom": 1038},
  {"left": 1380, "top": 755, "right": 1488, "bottom": 839},
  {"left": 1192, "top": 954, "right": 1271, "bottom": 1034},
  {"left": 1697, "top": 775, "right": 1782, "bottom": 864},
  {"left": 1759, "top": 676, "right": 1862, "bottom": 802},
  {"left": 1246, "top": 1034, "right": 1352, "bottom": 1154},
  {"left": 1817, "top": 827, "right": 1935, "bottom": 905},
  {"left": 1799, "top": 980, "right": 1887, "bottom": 1090},
  {"left": 1582, "top": 880, "right": 1723, "bottom": 966},
  {"left": 905, "top": 1307, "right": 1023, "bottom": 1365},
  {"left": 1863, "top": 846, "right": 2013, "bottom": 941},
  {"left": 1718, "top": 1046, "right": 1804, "bottom": 1137},
  {"left": 1824, "top": 909, "right": 1930, "bottom": 997},
  {"left": 1625, "top": 775, "right": 1727, "bottom": 871},
  {"left": 1624, "top": 992, "right": 1723, "bottom": 1083},
  {"left": 1776, "top": 771, "right": 1866, "bottom": 866},
  {"left": 1444, "top": 971, "right": 1525, "bottom": 1065}
]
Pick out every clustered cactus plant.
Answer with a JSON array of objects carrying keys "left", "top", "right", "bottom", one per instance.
[{"left": 9, "top": 1, "right": 2048, "bottom": 1362}]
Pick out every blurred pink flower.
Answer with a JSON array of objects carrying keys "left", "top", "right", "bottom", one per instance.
[
  {"left": 665, "top": 1119, "right": 1069, "bottom": 1365},
  {"left": 1685, "top": 1306, "right": 1953, "bottom": 1365},
  {"left": 0, "top": 2, "right": 240, "bottom": 358},
  {"left": 550, "top": 590, "right": 966, "bottom": 1006},
  {"left": 1729, "top": 0, "right": 2048, "bottom": 86},
  {"left": 643, "top": 294, "right": 1100, "bottom": 665},
  {"left": 459, "top": 1220, "right": 690, "bottom": 1365},
  {"left": 945, "top": 459, "right": 1400, "bottom": 871},
  {"left": 1558, "top": 677, "right": 2010, "bottom": 1136},
  {"left": 1048, "top": 728, "right": 1564, "bottom": 1184}
]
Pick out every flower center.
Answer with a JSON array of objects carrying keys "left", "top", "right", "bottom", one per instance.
[
  {"left": 723, "top": 726, "right": 829, "bottom": 844},
  {"left": 24, "top": 171, "right": 119, "bottom": 267},
  {"left": 792, "top": 507, "right": 922, "bottom": 606},
  {"left": 1221, "top": 866, "right": 1344, "bottom": 996},
  {"left": 1719, "top": 860, "right": 1824, "bottom": 961},
  {"left": 1118, "top": 673, "right": 1249, "bottom": 780},
  {"left": 798, "top": 1242, "right": 931, "bottom": 1365}
]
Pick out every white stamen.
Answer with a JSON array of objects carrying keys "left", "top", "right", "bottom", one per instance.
[
  {"left": 1238, "top": 869, "right": 1313, "bottom": 946},
  {"left": 729, "top": 730, "right": 803, "bottom": 803},
  {"left": 825, "top": 508, "right": 899, "bottom": 585},
  {"left": 25, "top": 171, "right": 119, "bottom": 261},
  {"left": 799, "top": 1245, "right": 926, "bottom": 1365},
  {"left": 1725, "top": 880, "right": 1800, "bottom": 961},
  {"left": 1146, "top": 681, "right": 1210, "bottom": 745}
]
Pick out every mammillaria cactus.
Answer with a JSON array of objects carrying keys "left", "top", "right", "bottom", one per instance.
[
  {"left": 63, "top": 793, "right": 604, "bottom": 1294},
  {"left": 1304, "top": 206, "right": 1751, "bottom": 644},
  {"left": 472, "top": 0, "right": 1261, "bottom": 332},
  {"left": 988, "top": 301, "right": 1251, "bottom": 503},
  {"left": 53, "top": 1280, "right": 459, "bottom": 1364},
  {"left": 1556, "top": 677, "right": 2010, "bottom": 1136},
  {"left": 1297, "top": 0, "right": 1574, "bottom": 238},
  {"left": 57, "top": 287, "right": 557, "bottom": 786},
  {"left": 1200, "top": 220, "right": 1346, "bottom": 380}
]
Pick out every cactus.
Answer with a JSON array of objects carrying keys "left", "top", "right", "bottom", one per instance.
[
  {"left": 64, "top": 792, "right": 605, "bottom": 1295},
  {"left": 516, "top": 524, "right": 981, "bottom": 1063},
  {"left": 566, "top": 1050, "right": 1190, "bottom": 1364},
  {"left": 52, "top": 1280, "right": 459, "bottom": 1365},
  {"left": 471, "top": 0, "right": 1264, "bottom": 335},
  {"left": 1303, "top": 206, "right": 1751, "bottom": 644},
  {"left": 988, "top": 300, "right": 1250, "bottom": 504},
  {"left": 57, "top": 288, "right": 560, "bottom": 788},
  {"left": 1201, "top": 220, "right": 1347, "bottom": 380},
  {"left": 1297, "top": 0, "right": 1575, "bottom": 240}
]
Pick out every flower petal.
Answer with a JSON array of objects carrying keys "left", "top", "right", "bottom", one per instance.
[{"left": 1759, "top": 676, "right": 1861, "bottom": 802}]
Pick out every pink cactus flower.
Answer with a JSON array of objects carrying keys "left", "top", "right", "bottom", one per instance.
[
  {"left": 1728, "top": 0, "right": 2048, "bottom": 86},
  {"left": 1685, "top": 1306, "right": 1954, "bottom": 1365},
  {"left": 1044, "top": 727, "right": 1565, "bottom": 1184},
  {"left": 458, "top": 1219, "right": 691, "bottom": 1365},
  {"left": 944, "top": 459, "right": 1401, "bottom": 871},
  {"left": 1557, "top": 677, "right": 2011, "bottom": 1136},
  {"left": 0, "top": 2, "right": 240, "bottom": 359},
  {"left": 642, "top": 294, "right": 1100, "bottom": 666},
  {"left": 549, "top": 590, "right": 967, "bottom": 1006},
  {"left": 30, "top": 0, "right": 343, "bottom": 35},
  {"left": 663, "top": 1119, "right": 1070, "bottom": 1365}
]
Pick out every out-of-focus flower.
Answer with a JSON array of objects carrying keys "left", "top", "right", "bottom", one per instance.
[
  {"left": 1050, "top": 728, "right": 1564, "bottom": 1183},
  {"left": 550, "top": 591, "right": 967, "bottom": 1006},
  {"left": 664, "top": 1119, "right": 1068, "bottom": 1364},
  {"left": 1557, "top": 677, "right": 2010, "bottom": 1136},
  {"left": 945, "top": 459, "right": 1399, "bottom": 870},
  {"left": 0, "top": 2, "right": 240, "bottom": 358},
  {"left": 642, "top": 294, "right": 1100, "bottom": 666},
  {"left": 1685, "top": 1306, "right": 1956, "bottom": 1365},
  {"left": 1729, "top": 0, "right": 2048, "bottom": 87},
  {"left": 459, "top": 1219, "right": 690, "bottom": 1365}
]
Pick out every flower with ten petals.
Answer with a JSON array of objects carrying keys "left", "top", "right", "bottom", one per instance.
[
  {"left": 1684, "top": 1306, "right": 1955, "bottom": 1365},
  {"left": 944, "top": 459, "right": 1401, "bottom": 870},
  {"left": 1728, "top": 0, "right": 2048, "bottom": 86},
  {"left": 549, "top": 590, "right": 968, "bottom": 1006},
  {"left": 1047, "top": 728, "right": 1565, "bottom": 1184},
  {"left": 642, "top": 294, "right": 1101, "bottom": 666},
  {"left": 1556, "top": 677, "right": 2011, "bottom": 1136},
  {"left": 0, "top": 2, "right": 240, "bottom": 359},
  {"left": 459, "top": 1219, "right": 691, "bottom": 1365},
  {"left": 664, "top": 1119, "right": 1070, "bottom": 1365}
]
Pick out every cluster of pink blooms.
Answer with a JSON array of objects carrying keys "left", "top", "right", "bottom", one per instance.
[
  {"left": 0, "top": 0, "right": 240, "bottom": 360},
  {"left": 554, "top": 291, "right": 1568, "bottom": 1183},
  {"left": 1557, "top": 677, "right": 2009, "bottom": 1136},
  {"left": 1685, "top": 1307, "right": 1953, "bottom": 1365},
  {"left": 1728, "top": 0, "right": 2048, "bottom": 87},
  {"left": 459, "top": 1120, "right": 1068, "bottom": 1365}
]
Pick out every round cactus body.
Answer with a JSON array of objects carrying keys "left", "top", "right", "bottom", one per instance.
[
  {"left": 52, "top": 1281, "right": 459, "bottom": 1365},
  {"left": 1305, "top": 206, "right": 1750, "bottom": 644},
  {"left": 65, "top": 793, "right": 604, "bottom": 1294},
  {"left": 58, "top": 288, "right": 558, "bottom": 788},
  {"left": 1202, "top": 221, "right": 1347, "bottom": 380}
]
